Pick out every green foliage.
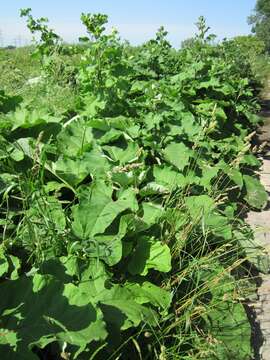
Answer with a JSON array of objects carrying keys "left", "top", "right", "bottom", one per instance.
[
  {"left": 19, "top": 8, "right": 80, "bottom": 88},
  {"left": 0, "top": 46, "right": 40, "bottom": 93},
  {"left": 202, "top": 265, "right": 251, "bottom": 360},
  {"left": 0, "top": 12, "right": 266, "bottom": 360},
  {"left": 182, "top": 16, "right": 216, "bottom": 49},
  {"left": 249, "top": 0, "right": 270, "bottom": 52},
  {"left": 230, "top": 35, "right": 265, "bottom": 57},
  {"left": 243, "top": 175, "right": 268, "bottom": 209},
  {"left": 0, "top": 90, "right": 21, "bottom": 113},
  {"left": 80, "top": 13, "right": 108, "bottom": 41},
  {"left": 0, "top": 257, "right": 168, "bottom": 359},
  {"left": 20, "top": 8, "right": 61, "bottom": 57}
]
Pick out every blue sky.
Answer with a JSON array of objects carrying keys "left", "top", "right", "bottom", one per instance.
[{"left": 0, "top": 0, "right": 257, "bottom": 47}]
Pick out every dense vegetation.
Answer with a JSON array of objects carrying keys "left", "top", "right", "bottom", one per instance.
[
  {"left": 249, "top": 0, "right": 270, "bottom": 52},
  {"left": 0, "top": 10, "right": 269, "bottom": 360}
]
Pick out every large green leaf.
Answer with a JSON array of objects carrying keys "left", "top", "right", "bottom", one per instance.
[
  {"left": 103, "top": 142, "right": 140, "bottom": 164},
  {"left": 153, "top": 165, "right": 186, "bottom": 189},
  {"left": 243, "top": 175, "right": 268, "bottom": 210},
  {"left": 163, "top": 142, "right": 193, "bottom": 171},
  {"left": 205, "top": 213, "right": 232, "bottom": 240},
  {"left": 0, "top": 272, "right": 107, "bottom": 359},
  {"left": 185, "top": 195, "right": 215, "bottom": 219},
  {"left": 100, "top": 299, "right": 157, "bottom": 330},
  {"left": 204, "top": 266, "right": 252, "bottom": 360},
  {"left": 142, "top": 202, "right": 164, "bottom": 226},
  {"left": 128, "top": 236, "right": 171, "bottom": 275},
  {"left": 98, "top": 128, "right": 123, "bottom": 144},
  {"left": 10, "top": 107, "right": 60, "bottom": 131},
  {"left": 179, "top": 112, "right": 202, "bottom": 137},
  {"left": 53, "top": 148, "right": 110, "bottom": 186},
  {"left": 72, "top": 259, "right": 162, "bottom": 331},
  {"left": 143, "top": 113, "right": 163, "bottom": 131},
  {"left": 82, "top": 213, "right": 131, "bottom": 266},
  {"left": 199, "top": 164, "right": 220, "bottom": 190},
  {"left": 125, "top": 281, "right": 172, "bottom": 311},
  {"left": 235, "top": 229, "right": 270, "bottom": 274},
  {"left": 72, "top": 181, "right": 138, "bottom": 239},
  {"left": 57, "top": 118, "right": 94, "bottom": 157}
]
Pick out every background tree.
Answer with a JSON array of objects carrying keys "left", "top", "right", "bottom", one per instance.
[{"left": 248, "top": 0, "right": 270, "bottom": 52}]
